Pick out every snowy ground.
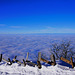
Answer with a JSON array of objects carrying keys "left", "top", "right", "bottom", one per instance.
[{"left": 0, "top": 62, "right": 75, "bottom": 75}]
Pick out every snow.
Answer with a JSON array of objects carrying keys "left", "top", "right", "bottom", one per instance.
[{"left": 0, "top": 62, "right": 75, "bottom": 75}]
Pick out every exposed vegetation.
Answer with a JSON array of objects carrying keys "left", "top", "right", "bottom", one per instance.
[{"left": 50, "top": 41, "right": 75, "bottom": 60}]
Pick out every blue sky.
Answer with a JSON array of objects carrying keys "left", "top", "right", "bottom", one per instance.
[{"left": 0, "top": 0, "right": 75, "bottom": 34}]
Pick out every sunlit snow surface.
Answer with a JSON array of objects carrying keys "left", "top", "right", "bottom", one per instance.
[{"left": 0, "top": 62, "right": 75, "bottom": 75}]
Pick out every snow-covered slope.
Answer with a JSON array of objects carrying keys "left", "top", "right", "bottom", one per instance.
[{"left": 0, "top": 62, "right": 75, "bottom": 75}]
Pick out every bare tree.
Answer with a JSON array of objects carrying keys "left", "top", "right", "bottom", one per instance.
[{"left": 50, "top": 41, "right": 75, "bottom": 60}]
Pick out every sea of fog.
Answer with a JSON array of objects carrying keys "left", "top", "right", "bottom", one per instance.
[{"left": 0, "top": 34, "right": 75, "bottom": 62}]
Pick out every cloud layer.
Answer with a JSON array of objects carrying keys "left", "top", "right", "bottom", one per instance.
[
  {"left": 40, "top": 27, "right": 75, "bottom": 33},
  {"left": 0, "top": 34, "right": 75, "bottom": 61}
]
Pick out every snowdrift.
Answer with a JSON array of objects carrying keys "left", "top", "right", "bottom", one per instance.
[{"left": 0, "top": 62, "right": 75, "bottom": 75}]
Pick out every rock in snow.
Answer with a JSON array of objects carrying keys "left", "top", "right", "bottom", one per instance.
[{"left": 0, "top": 62, "right": 75, "bottom": 75}]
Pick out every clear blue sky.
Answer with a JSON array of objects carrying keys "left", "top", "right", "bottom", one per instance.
[{"left": 0, "top": 0, "right": 75, "bottom": 34}]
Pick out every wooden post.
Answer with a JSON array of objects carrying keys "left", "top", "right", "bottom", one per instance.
[
  {"left": 37, "top": 52, "right": 42, "bottom": 69},
  {"left": 8, "top": 58, "right": 12, "bottom": 65},
  {"left": 2, "top": 58, "right": 12, "bottom": 65},
  {"left": 12, "top": 56, "right": 17, "bottom": 63},
  {"left": 16, "top": 60, "right": 23, "bottom": 65},
  {"left": 50, "top": 54, "right": 56, "bottom": 66},
  {"left": 0, "top": 54, "right": 2, "bottom": 62},
  {"left": 70, "top": 57, "right": 74, "bottom": 68},
  {"left": 26, "top": 61, "right": 36, "bottom": 67},
  {"left": 37, "top": 61, "right": 42, "bottom": 69},
  {"left": 25, "top": 52, "right": 36, "bottom": 67},
  {"left": 60, "top": 57, "right": 71, "bottom": 64},
  {"left": 38, "top": 52, "right": 41, "bottom": 61},
  {"left": 2, "top": 58, "right": 9, "bottom": 63},
  {"left": 23, "top": 59, "right": 26, "bottom": 67},
  {"left": 26, "top": 52, "right": 29, "bottom": 61},
  {"left": 41, "top": 58, "right": 50, "bottom": 64},
  {"left": 60, "top": 57, "right": 74, "bottom": 68}
]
